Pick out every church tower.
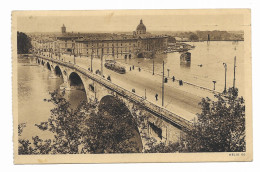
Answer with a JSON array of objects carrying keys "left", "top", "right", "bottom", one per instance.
[{"left": 61, "top": 24, "right": 66, "bottom": 34}]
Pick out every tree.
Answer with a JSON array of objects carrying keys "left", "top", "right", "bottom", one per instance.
[
  {"left": 17, "top": 31, "right": 32, "bottom": 54},
  {"left": 189, "top": 34, "right": 199, "bottom": 41},
  {"left": 181, "top": 87, "right": 245, "bottom": 152},
  {"left": 82, "top": 96, "right": 142, "bottom": 153}
]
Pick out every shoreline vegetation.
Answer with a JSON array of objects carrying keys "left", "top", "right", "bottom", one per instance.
[{"left": 18, "top": 87, "right": 245, "bottom": 154}]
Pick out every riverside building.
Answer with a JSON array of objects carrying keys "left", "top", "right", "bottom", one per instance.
[{"left": 32, "top": 19, "right": 168, "bottom": 59}]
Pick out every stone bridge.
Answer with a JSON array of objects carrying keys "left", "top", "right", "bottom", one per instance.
[{"left": 36, "top": 54, "right": 193, "bottom": 149}]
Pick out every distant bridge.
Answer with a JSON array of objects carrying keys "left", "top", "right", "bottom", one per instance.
[{"left": 36, "top": 54, "right": 193, "bottom": 146}]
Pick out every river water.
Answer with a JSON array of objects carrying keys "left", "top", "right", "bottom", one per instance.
[{"left": 18, "top": 57, "right": 87, "bottom": 140}]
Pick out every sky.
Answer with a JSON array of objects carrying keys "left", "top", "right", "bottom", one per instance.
[{"left": 16, "top": 10, "right": 247, "bottom": 33}]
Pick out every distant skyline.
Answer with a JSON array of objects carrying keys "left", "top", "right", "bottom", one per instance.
[{"left": 17, "top": 10, "right": 246, "bottom": 33}]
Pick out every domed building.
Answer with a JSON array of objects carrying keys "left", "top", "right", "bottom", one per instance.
[
  {"left": 33, "top": 20, "right": 168, "bottom": 60},
  {"left": 136, "top": 19, "right": 146, "bottom": 35}
]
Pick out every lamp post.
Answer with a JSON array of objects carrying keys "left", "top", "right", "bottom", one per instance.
[
  {"left": 101, "top": 47, "right": 104, "bottom": 76},
  {"left": 152, "top": 58, "right": 154, "bottom": 75},
  {"left": 162, "top": 61, "right": 165, "bottom": 107},
  {"left": 233, "top": 56, "right": 236, "bottom": 88},
  {"left": 91, "top": 45, "right": 93, "bottom": 72},
  {"left": 223, "top": 63, "right": 227, "bottom": 93}
]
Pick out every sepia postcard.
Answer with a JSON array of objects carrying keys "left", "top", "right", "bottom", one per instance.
[{"left": 12, "top": 9, "right": 252, "bottom": 164}]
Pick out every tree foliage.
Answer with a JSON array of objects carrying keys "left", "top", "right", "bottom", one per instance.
[
  {"left": 82, "top": 96, "right": 142, "bottom": 153},
  {"left": 189, "top": 34, "right": 199, "bottom": 41},
  {"left": 182, "top": 87, "right": 245, "bottom": 152},
  {"left": 17, "top": 31, "right": 32, "bottom": 54}
]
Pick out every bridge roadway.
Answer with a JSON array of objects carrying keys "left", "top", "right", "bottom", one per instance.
[{"left": 37, "top": 55, "right": 193, "bottom": 131}]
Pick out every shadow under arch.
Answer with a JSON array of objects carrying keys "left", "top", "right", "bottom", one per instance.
[
  {"left": 54, "top": 65, "right": 64, "bottom": 80},
  {"left": 46, "top": 62, "right": 51, "bottom": 71},
  {"left": 68, "top": 72, "right": 86, "bottom": 91},
  {"left": 98, "top": 95, "right": 143, "bottom": 153},
  {"left": 41, "top": 60, "right": 44, "bottom": 66}
]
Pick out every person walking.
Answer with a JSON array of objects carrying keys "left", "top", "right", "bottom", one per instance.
[{"left": 155, "top": 93, "right": 158, "bottom": 101}]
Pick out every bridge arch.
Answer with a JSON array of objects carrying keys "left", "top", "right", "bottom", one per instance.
[
  {"left": 46, "top": 62, "right": 51, "bottom": 71},
  {"left": 68, "top": 72, "right": 86, "bottom": 91},
  {"left": 98, "top": 95, "right": 143, "bottom": 153},
  {"left": 54, "top": 65, "right": 64, "bottom": 79}
]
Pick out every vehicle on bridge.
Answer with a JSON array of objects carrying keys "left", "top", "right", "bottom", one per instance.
[{"left": 104, "top": 60, "right": 126, "bottom": 74}]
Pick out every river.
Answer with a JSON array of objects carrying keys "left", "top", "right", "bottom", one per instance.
[{"left": 18, "top": 57, "right": 87, "bottom": 141}]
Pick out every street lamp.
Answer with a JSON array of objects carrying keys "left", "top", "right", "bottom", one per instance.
[
  {"left": 162, "top": 61, "right": 165, "bottom": 106},
  {"left": 91, "top": 45, "right": 93, "bottom": 72},
  {"left": 152, "top": 58, "right": 154, "bottom": 75},
  {"left": 223, "top": 63, "right": 227, "bottom": 93}
]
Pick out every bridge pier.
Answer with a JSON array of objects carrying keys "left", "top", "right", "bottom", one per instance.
[{"left": 49, "top": 65, "right": 60, "bottom": 79}]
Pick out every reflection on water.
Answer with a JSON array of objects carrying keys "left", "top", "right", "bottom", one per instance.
[
  {"left": 180, "top": 61, "right": 191, "bottom": 68},
  {"left": 18, "top": 57, "right": 86, "bottom": 140}
]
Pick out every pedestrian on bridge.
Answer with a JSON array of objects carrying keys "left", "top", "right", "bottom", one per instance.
[
  {"left": 155, "top": 93, "right": 158, "bottom": 101},
  {"left": 139, "top": 67, "right": 141, "bottom": 72},
  {"left": 133, "top": 65, "right": 135, "bottom": 70},
  {"left": 130, "top": 66, "right": 131, "bottom": 71}
]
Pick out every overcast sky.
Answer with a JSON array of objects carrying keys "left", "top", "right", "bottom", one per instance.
[{"left": 16, "top": 10, "right": 246, "bottom": 33}]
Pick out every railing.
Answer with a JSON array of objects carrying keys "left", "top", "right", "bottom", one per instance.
[{"left": 37, "top": 55, "right": 193, "bottom": 131}]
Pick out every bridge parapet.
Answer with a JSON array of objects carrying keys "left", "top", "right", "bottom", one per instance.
[{"left": 36, "top": 55, "right": 193, "bottom": 131}]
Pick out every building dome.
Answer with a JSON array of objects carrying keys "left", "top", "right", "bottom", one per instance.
[{"left": 136, "top": 19, "right": 146, "bottom": 35}]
